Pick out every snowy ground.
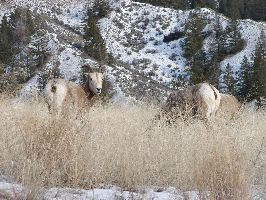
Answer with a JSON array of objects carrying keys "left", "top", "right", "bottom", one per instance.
[{"left": 0, "top": 178, "right": 265, "bottom": 200}]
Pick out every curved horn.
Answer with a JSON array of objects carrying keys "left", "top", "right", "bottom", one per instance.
[
  {"left": 98, "top": 61, "right": 106, "bottom": 73},
  {"left": 82, "top": 64, "right": 94, "bottom": 73}
]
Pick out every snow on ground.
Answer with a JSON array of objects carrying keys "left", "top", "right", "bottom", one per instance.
[
  {"left": 44, "top": 187, "right": 187, "bottom": 200},
  {"left": 0, "top": 179, "right": 265, "bottom": 200},
  {"left": 0, "top": 178, "right": 23, "bottom": 195}
]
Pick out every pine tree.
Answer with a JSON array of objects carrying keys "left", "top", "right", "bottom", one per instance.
[
  {"left": 84, "top": 0, "right": 110, "bottom": 63},
  {"left": 84, "top": 17, "right": 107, "bottom": 61},
  {"left": 219, "top": 0, "right": 241, "bottom": 19},
  {"left": 207, "top": 60, "right": 221, "bottom": 88},
  {"left": 223, "top": 20, "right": 244, "bottom": 55},
  {"left": 80, "top": 65, "right": 90, "bottom": 84},
  {"left": 37, "top": 66, "right": 61, "bottom": 91},
  {"left": 183, "top": 11, "right": 208, "bottom": 84},
  {"left": 183, "top": 11, "right": 206, "bottom": 59},
  {"left": 189, "top": 0, "right": 216, "bottom": 9},
  {"left": 9, "top": 8, "right": 22, "bottom": 29},
  {"left": 189, "top": 50, "right": 207, "bottom": 84},
  {"left": 90, "top": 0, "right": 111, "bottom": 18},
  {"left": 26, "top": 9, "right": 35, "bottom": 36},
  {"left": 0, "top": 61, "right": 4, "bottom": 75},
  {"left": 32, "top": 30, "right": 49, "bottom": 69},
  {"left": 213, "top": 14, "right": 227, "bottom": 60},
  {"left": 252, "top": 31, "right": 266, "bottom": 106},
  {"left": 236, "top": 56, "right": 254, "bottom": 102},
  {"left": 137, "top": 0, "right": 266, "bottom": 21},
  {"left": 222, "top": 63, "right": 236, "bottom": 94},
  {"left": 0, "top": 15, "right": 13, "bottom": 63},
  {"left": 203, "top": 15, "right": 223, "bottom": 87}
]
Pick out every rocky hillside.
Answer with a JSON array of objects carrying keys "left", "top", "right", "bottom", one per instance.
[{"left": 0, "top": 0, "right": 266, "bottom": 102}]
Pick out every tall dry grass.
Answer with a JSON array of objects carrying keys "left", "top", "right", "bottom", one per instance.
[{"left": 0, "top": 95, "right": 265, "bottom": 199}]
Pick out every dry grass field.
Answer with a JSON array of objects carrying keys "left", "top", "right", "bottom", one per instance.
[{"left": 0, "top": 95, "right": 265, "bottom": 199}]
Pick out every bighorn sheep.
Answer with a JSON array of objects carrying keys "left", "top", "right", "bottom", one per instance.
[
  {"left": 44, "top": 66, "right": 105, "bottom": 116},
  {"left": 162, "top": 83, "right": 221, "bottom": 121},
  {"left": 217, "top": 94, "right": 241, "bottom": 119}
]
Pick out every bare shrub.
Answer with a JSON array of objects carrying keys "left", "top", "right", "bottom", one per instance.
[
  {"left": 0, "top": 96, "right": 265, "bottom": 195},
  {"left": 194, "top": 142, "right": 249, "bottom": 200}
]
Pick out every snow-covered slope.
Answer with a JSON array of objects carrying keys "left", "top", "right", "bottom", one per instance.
[
  {"left": 101, "top": 1, "right": 266, "bottom": 90},
  {"left": 0, "top": 0, "right": 266, "bottom": 101},
  {"left": 221, "top": 19, "right": 266, "bottom": 72}
]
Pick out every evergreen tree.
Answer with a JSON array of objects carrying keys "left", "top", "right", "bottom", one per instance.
[
  {"left": 9, "top": 8, "right": 22, "bottom": 29},
  {"left": 90, "top": 0, "right": 111, "bottom": 18},
  {"left": 203, "top": 15, "right": 224, "bottom": 87},
  {"left": 237, "top": 56, "right": 254, "bottom": 102},
  {"left": 223, "top": 20, "right": 244, "bottom": 55},
  {"left": 80, "top": 65, "right": 90, "bottom": 84},
  {"left": 207, "top": 59, "right": 221, "bottom": 88},
  {"left": 189, "top": 50, "right": 207, "bottom": 84},
  {"left": 84, "top": 17, "right": 107, "bottom": 61},
  {"left": 32, "top": 30, "right": 49, "bottom": 69},
  {"left": 219, "top": 0, "right": 241, "bottom": 19},
  {"left": 252, "top": 31, "right": 266, "bottom": 106},
  {"left": 189, "top": 0, "right": 216, "bottom": 9},
  {"left": 137, "top": 0, "right": 266, "bottom": 21},
  {"left": 84, "top": 0, "right": 110, "bottom": 62},
  {"left": 0, "top": 15, "right": 13, "bottom": 63},
  {"left": 222, "top": 63, "right": 236, "bottom": 94},
  {"left": 215, "top": 15, "right": 225, "bottom": 59},
  {"left": 0, "top": 9, "right": 36, "bottom": 64},
  {"left": 183, "top": 11, "right": 206, "bottom": 59},
  {"left": 0, "top": 61, "right": 4, "bottom": 75},
  {"left": 37, "top": 66, "right": 61, "bottom": 91},
  {"left": 244, "top": 0, "right": 266, "bottom": 21},
  {"left": 26, "top": 9, "right": 35, "bottom": 36},
  {"left": 183, "top": 11, "right": 207, "bottom": 84}
]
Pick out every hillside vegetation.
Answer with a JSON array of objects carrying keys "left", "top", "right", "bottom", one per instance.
[
  {"left": 0, "top": 0, "right": 265, "bottom": 103},
  {"left": 136, "top": 0, "right": 266, "bottom": 21}
]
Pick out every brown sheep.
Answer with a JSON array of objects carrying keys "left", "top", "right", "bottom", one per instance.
[
  {"left": 44, "top": 68, "right": 105, "bottom": 116},
  {"left": 161, "top": 83, "right": 221, "bottom": 121},
  {"left": 217, "top": 94, "right": 241, "bottom": 119}
]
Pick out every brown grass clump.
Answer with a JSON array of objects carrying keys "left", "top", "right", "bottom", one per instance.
[
  {"left": 194, "top": 141, "right": 249, "bottom": 199},
  {"left": 0, "top": 95, "right": 265, "bottom": 197}
]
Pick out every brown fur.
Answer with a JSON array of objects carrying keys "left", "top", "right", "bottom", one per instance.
[
  {"left": 161, "top": 83, "right": 220, "bottom": 121},
  {"left": 45, "top": 75, "right": 102, "bottom": 116},
  {"left": 162, "top": 84, "right": 205, "bottom": 119},
  {"left": 67, "top": 81, "right": 95, "bottom": 108},
  {"left": 217, "top": 94, "right": 241, "bottom": 119}
]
